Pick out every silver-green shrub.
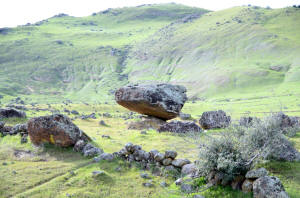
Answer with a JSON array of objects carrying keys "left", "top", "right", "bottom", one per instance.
[{"left": 197, "top": 114, "right": 300, "bottom": 181}]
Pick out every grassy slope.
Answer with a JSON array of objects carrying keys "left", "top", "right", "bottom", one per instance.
[
  {"left": 0, "top": 3, "right": 208, "bottom": 103},
  {"left": 0, "top": 5, "right": 299, "bottom": 103},
  {"left": 126, "top": 6, "right": 300, "bottom": 98}
]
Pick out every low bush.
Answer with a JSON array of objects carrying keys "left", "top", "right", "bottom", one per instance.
[{"left": 197, "top": 114, "right": 300, "bottom": 182}]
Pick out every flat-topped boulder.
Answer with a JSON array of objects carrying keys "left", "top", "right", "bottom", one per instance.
[
  {"left": 28, "top": 114, "right": 90, "bottom": 147},
  {"left": 115, "top": 84, "right": 187, "bottom": 120}
]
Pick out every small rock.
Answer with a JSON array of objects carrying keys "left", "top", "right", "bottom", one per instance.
[
  {"left": 181, "top": 183, "right": 194, "bottom": 193},
  {"left": 242, "top": 179, "right": 253, "bottom": 193},
  {"left": 140, "top": 173, "right": 151, "bottom": 179},
  {"left": 162, "top": 158, "right": 173, "bottom": 166},
  {"left": 2, "top": 162, "right": 7, "bottom": 166},
  {"left": 101, "top": 135, "right": 111, "bottom": 139},
  {"left": 172, "top": 159, "right": 191, "bottom": 168},
  {"left": 181, "top": 163, "right": 199, "bottom": 178},
  {"left": 160, "top": 181, "right": 168, "bottom": 187},
  {"left": 83, "top": 144, "right": 103, "bottom": 157},
  {"left": 175, "top": 178, "right": 183, "bottom": 185},
  {"left": 140, "top": 130, "right": 147, "bottom": 134},
  {"left": 142, "top": 182, "right": 154, "bottom": 187},
  {"left": 154, "top": 153, "right": 165, "bottom": 162},
  {"left": 179, "top": 112, "right": 191, "bottom": 120},
  {"left": 246, "top": 168, "right": 268, "bottom": 179},
  {"left": 165, "top": 150, "right": 177, "bottom": 159},
  {"left": 20, "top": 134, "right": 28, "bottom": 144},
  {"left": 73, "top": 140, "right": 87, "bottom": 152},
  {"left": 193, "top": 195, "right": 205, "bottom": 198},
  {"left": 99, "top": 120, "right": 107, "bottom": 126},
  {"left": 92, "top": 170, "right": 105, "bottom": 177}
]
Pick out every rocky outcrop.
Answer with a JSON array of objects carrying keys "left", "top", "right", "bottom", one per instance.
[
  {"left": 158, "top": 120, "right": 202, "bottom": 133},
  {"left": 199, "top": 110, "right": 231, "bottom": 129},
  {"left": 0, "top": 108, "right": 26, "bottom": 119},
  {"left": 115, "top": 84, "right": 187, "bottom": 120},
  {"left": 28, "top": 114, "right": 91, "bottom": 147},
  {"left": 253, "top": 176, "right": 289, "bottom": 198}
]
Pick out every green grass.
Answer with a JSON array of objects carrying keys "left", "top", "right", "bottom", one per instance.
[{"left": 0, "top": 100, "right": 299, "bottom": 197}]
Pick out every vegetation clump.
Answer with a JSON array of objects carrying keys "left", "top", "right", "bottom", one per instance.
[{"left": 197, "top": 114, "right": 300, "bottom": 184}]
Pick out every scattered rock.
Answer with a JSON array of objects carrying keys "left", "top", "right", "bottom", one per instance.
[
  {"left": 142, "top": 182, "right": 154, "bottom": 187},
  {"left": 27, "top": 114, "right": 91, "bottom": 147},
  {"left": 193, "top": 195, "right": 205, "bottom": 198},
  {"left": 115, "top": 84, "right": 187, "bottom": 120},
  {"left": 199, "top": 110, "right": 231, "bottom": 129},
  {"left": 154, "top": 153, "right": 165, "bottom": 162},
  {"left": 92, "top": 170, "right": 105, "bottom": 177},
  {"left": 73, "top": 140, "right": 87, "bottom": 152},
  {"left": 246, "top": 168, "right": 268, "bottom": 179},
  {"left": 242, "top": 179, "right": 253, "bottom": 193},
  {"left": 162, "top": 158, "right": 173, "bottom": 166},
  {"left": 179, "top": 112, "right": 191, "bottom": 120},
  {"left": 101, "top": 135, "right": 111, "bottom": 139},
  {"left": 83, "top": 143, "right": 103, "bottom": 157},
  {"left": 269, "top": 65, "right": 283, "bottom": 72},
  {"left": 99, "top": 120, "right": 107, "bottom": 126},
  {"left": 158, "top": 120, "right": 202, "bottom": 133},
  {"left": 20, "top": 134, "right": 28, "bottom": 144},
  {"left": 140, "top": 130, "right": 147, "bottom": 134},
  {"left": 160, "top": 181, "right": 168, "bottom": 187},
  {"left": 0, "top": 108, "right": 26, "bottom": 119},
  {"left": 175, "top": 178, "right": 183, "bottom": 185},
  {"left": 128, "top": 116, "right": 166, "bottom": 130},
  {"left": 172, "top": 159, "right": 191, "bottom": 168},
  {"left": 140, "top": 173, "right": 151, "bottom": 179},
  {"left": 71, "top": 110, "right": 79, "bottom": 115},
  {"left": 253, "top": 176, "right": 289, "bottom": 198},
  {"left": 97, "top": 153, "right": 114, "bottom": 161},
  {"left": 10, "top": 123, "right": 27, "bottom": 135},
  {"left": 181, "top": 163, "right": 199, "bottom": 178},
  {"left": 181, "top": 183, "right": 194, "bottom": 193},
  {"left": 165, "top": 150, "right": 177, "bottom": 159}
]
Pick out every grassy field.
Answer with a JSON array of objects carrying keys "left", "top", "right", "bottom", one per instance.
[{"left": 1, "top": 92, "right": 300, "bottom": 197}]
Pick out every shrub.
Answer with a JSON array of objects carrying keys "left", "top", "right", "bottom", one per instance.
[
  {"left": 198, "top": 132, "right": 248, "bottom": 182},
  {"left": 197, "top": 114, "right": 300, "bottom": 181}
]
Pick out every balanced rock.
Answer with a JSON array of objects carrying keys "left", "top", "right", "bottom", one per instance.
[
  {"left": 199, "top": 110, "right": 231, "bottom": 129},
  {"left": 28, "top": 114, "right": 91, "bottom": 147},
  {"left": 115, "top": 84, "right": 187, "bottom": 120},
  {"left": 158, "top": 120, "right": 202, "bottom": 133},
  {"left": 0, "top": 108, "right": 26, "bottom": 119}
]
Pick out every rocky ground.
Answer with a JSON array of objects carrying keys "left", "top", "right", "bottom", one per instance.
[{"left": 0, "top": 85, "right": 300, "bottom": 198}]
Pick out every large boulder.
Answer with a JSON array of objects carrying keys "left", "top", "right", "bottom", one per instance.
[
  {"left": 28, "top": 114, "right": 91, "bottom": 147},
  {"left": 199, "top": 110, "right": 231, "bottom": 129},
  {"left": 158, "top": 120, "right": 202, "bottom": 133},
  {"left": 253, "top": 176, "right": 289, "bottom": 198},
  {"left": 0, "top": 108, "right": 26, "bottom": 119},
  {"left": 115, "top": 84, "right": 187, "bottom": 120}
]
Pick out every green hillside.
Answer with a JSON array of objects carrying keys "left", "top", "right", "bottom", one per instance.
[{"left": 0, "top": 4, "right": 300, "bottom": 103}]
